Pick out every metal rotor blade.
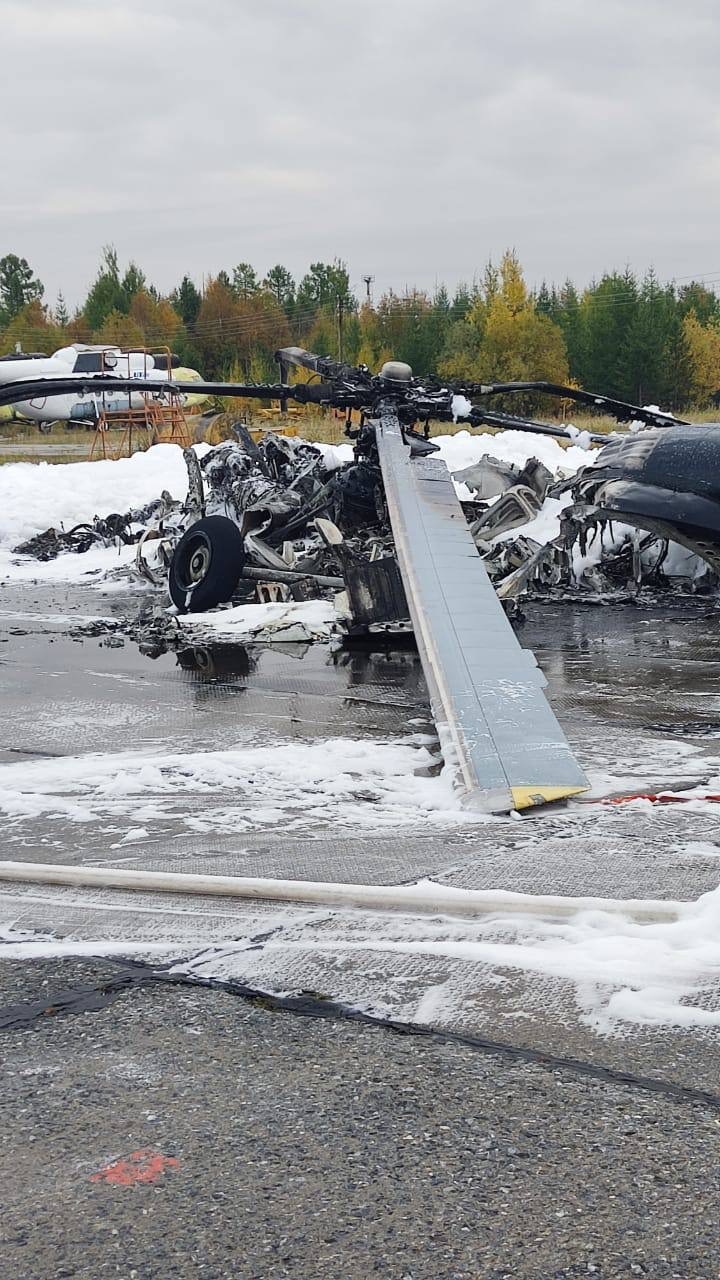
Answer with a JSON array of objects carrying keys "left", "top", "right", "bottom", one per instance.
[{"left": 450, "top": 381, "right": 689, "bottom": 428}]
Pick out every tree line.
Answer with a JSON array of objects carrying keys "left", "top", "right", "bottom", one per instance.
[{"left": 2, "top": 247, "right": 720, "bottom": 411}]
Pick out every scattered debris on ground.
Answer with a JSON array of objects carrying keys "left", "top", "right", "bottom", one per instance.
[
  {"left": 9, "top": 420, "right": 718, "bottom": 650},
  {"left": 10, "top": 348, "right": 718, "bottom": 817}
]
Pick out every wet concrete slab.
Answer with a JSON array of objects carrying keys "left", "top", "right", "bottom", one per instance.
[
  {"left": 0, "top": 582, "right": 719, "bottom": 1098},
  {"left": 2, "top": 586, "right": 720, "bottom": 882}
]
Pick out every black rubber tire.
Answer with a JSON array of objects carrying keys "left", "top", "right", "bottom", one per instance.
[{"left": 169, "top": 516, "right": 245, "bottom": 613}]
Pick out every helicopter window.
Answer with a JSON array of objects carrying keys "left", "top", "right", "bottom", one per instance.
[{"left": 72, "top": 353, "right": 104, "bottom": 372}]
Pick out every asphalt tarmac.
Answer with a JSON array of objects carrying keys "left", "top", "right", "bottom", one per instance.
[
  {"left": 2, "top": 958, "right": 719, "bottom": 1280},
  {"left": 1, "top": 582, "right": 719, "bottom": 1277}
]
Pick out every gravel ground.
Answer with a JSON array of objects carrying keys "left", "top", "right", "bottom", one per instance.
[{"left": 1, "top": 958, "right": 719, "bottom": 1280}]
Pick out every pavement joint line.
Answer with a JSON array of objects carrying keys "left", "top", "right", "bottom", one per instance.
[{"left": 2, "top": 957, "right": 720, "bottom": 1114}]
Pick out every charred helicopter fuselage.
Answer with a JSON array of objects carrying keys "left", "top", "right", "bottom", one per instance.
[
  {"left": 0, "top": 352, "right": 716, "bottom": 595},
  {"left": 560, "top": 425, "right": 720, "bottom": 573},
  {"left": 3, "top": 352, "right": 715, "bottom": 813}
]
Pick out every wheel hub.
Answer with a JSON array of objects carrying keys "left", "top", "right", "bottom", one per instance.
[{"left": 188, "top": 544, "right": 211, "bottom": 582}]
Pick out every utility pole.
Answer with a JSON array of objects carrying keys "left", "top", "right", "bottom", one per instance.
[
  {"left": 363, "top": 275, "right": 374, "bottom": 303},
  {"left": 337, "top": 295, "right": 345, "bottom": 362},
  {"left": 278, "top": 353, "right": 288, "bottom": 418}
]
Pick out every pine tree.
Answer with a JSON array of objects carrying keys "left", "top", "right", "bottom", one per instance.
[
  {"left": 83, "top": 246, "right": 125, "bottom": 332},
  {"left": 174, "top": 276, "right": 202, "bottom": 327},
  {"left": 296, "top": 261, "right": 355, "bottom": 332},
  {"left": 120, "top": 262, "right": 147, "bottom": 312},
  {"left": 621, "top": 270, "right": 677, "bottom": 405},
  {"left": 0, "top": 254, "right": 44, "bottom": 323},
  {"left": 664, "top": 317, "right": 694, "bottom": 410},
  {"left": 373, "top": 290, "right": 438, "bottom": 374},
  {"left": 232, "top": 263, "right": 259, "bottom": 299},
  {"left": 555, "top": 281, "right": 585, "bottom": 382},
  {"left": 677, "top": 282, "right": 720, "bottom": 326},
  {"left": 55, "top": 291, "right": 69, "bottom": 327},
  {"left": 264, "top": 264, "right": 295, "bottom": 311},
  {"left": 580, "top": 269, "right": 638, "bottom": 397},
  {"left": 450, "top": 283, "right": 472, "bottom": 322}
]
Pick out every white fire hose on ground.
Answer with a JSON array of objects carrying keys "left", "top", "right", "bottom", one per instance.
[{"left": 0, "top": 861, "right": 682, "bottom": 924}]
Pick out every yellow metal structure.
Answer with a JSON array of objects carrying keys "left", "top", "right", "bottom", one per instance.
[{"left": 88, "top": 347, "right": 194, "bottom": 460}]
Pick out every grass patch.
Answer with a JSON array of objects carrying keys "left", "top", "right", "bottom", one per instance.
[{"left": 0, "top": 453, "right": 84, "bottom": 465}]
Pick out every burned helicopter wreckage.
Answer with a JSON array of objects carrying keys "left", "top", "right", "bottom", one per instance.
[
  {"left": 1, "top": 352, "right": 717, "bottom": 813},
  {"left": 6, "top": 355, "right": 716, "bottom": 608}
]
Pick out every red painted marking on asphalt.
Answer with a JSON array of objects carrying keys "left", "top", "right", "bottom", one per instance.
[{"left": 90, "top": 1149, "right": 180, "bottom": 1186}]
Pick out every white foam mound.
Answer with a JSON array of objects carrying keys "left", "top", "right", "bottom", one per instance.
[
  {"left": 0, "top": 444, "right": 196, "bottom": 549},
  {"left": 436, "top": 426, "right": 593, "bottom": 475},
  {"left": 177, "top": 598, "right": 338, "bottom": 643},
  {"left": 0, "top": 432, "right": 596, "bottom": 588},
  {"left": 0, "top": 438, "right": 355, "bottom": 586},
  {"left": 0, "top": 433, "right": 592, "bottom": 552}
]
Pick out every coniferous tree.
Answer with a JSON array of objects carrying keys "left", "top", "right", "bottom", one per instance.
[
  {"left": 535, "top": 281, "right": 559, "bottom": 320},
  {"left": 579, "top": 270, "right": 638, "bottom": 397},
  {"left": 83, "top": 246, "right": 125, "bottom": 332},
  {"left": 54, "top": 291, "right": 69, "bottom": 327},
  {"left": 5, "top": 246, "right": 718, "bottom": 408},
  {"left": 232, "top": 263, "right": 259, "bottom": 299},
  {"left": 440, "top": 251, "right": 569, "bottom": 408},
  {"left": 120, "top": 262, "right": 147, "bottom": 311},
  {"left": 0, "top": 254, "right": 44, "bottom": 323},
  {"left": 621, "top": 270, "right": 677, "bottom": 405},
  {"left": 555, "top": 281, "right": 585, "bottom": 382},
  {"left": 264, "top": 265, "right": 295, "bottom": 312},
  {"left": 677, "top": 282, "right": 720, "bottom": 327},
  {"left": 296, "top": 261, "right": 355, "bottom": 334},
  {"left": 450, "top": 283, "right": 472, "bottom": 322},
  {"left": 664, "top": 317, "right": 694, "bottom": 410},
  {"left": 174, "top": 275, "right": 202, "bottom": 327},
  {"left": 682, "top": 311, "right": 720, "bottom": 405}
]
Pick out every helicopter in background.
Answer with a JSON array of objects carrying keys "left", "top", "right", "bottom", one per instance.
[{"left": 0, "top": 343, "right": 205, "bottom": 429}]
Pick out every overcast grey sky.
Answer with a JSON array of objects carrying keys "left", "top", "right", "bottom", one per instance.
[{"left": 1, "top": 0, "right": 718, "bottom": 307}]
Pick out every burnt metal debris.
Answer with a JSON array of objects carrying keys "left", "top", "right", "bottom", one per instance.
[
  {"left": 5, "top": 350, "right": 717, "bottom": 603},
  {"left": 4, "top": 350, "right": 719, "bottom": 812}
]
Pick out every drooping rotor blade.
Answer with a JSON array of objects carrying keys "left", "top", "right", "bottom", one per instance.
[
  {"left": 450, "top": 381, "right": 689, "bottom": 428},
  {"left": 0, "top": 365, "right": 690, "bottom": 445},
  {"left": 448, "top": 404, "right": 607, "bottom": 444},
  {"left": 275, "top": 346, "right": 361, "bottom": 382},
  {"left": 0, "top": 376, "right": 312, "bottom": 410}
]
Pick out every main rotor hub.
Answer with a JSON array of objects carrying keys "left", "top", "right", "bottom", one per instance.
[{"left": 378, "top": 360, "right": 413, "bottom": 387}]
